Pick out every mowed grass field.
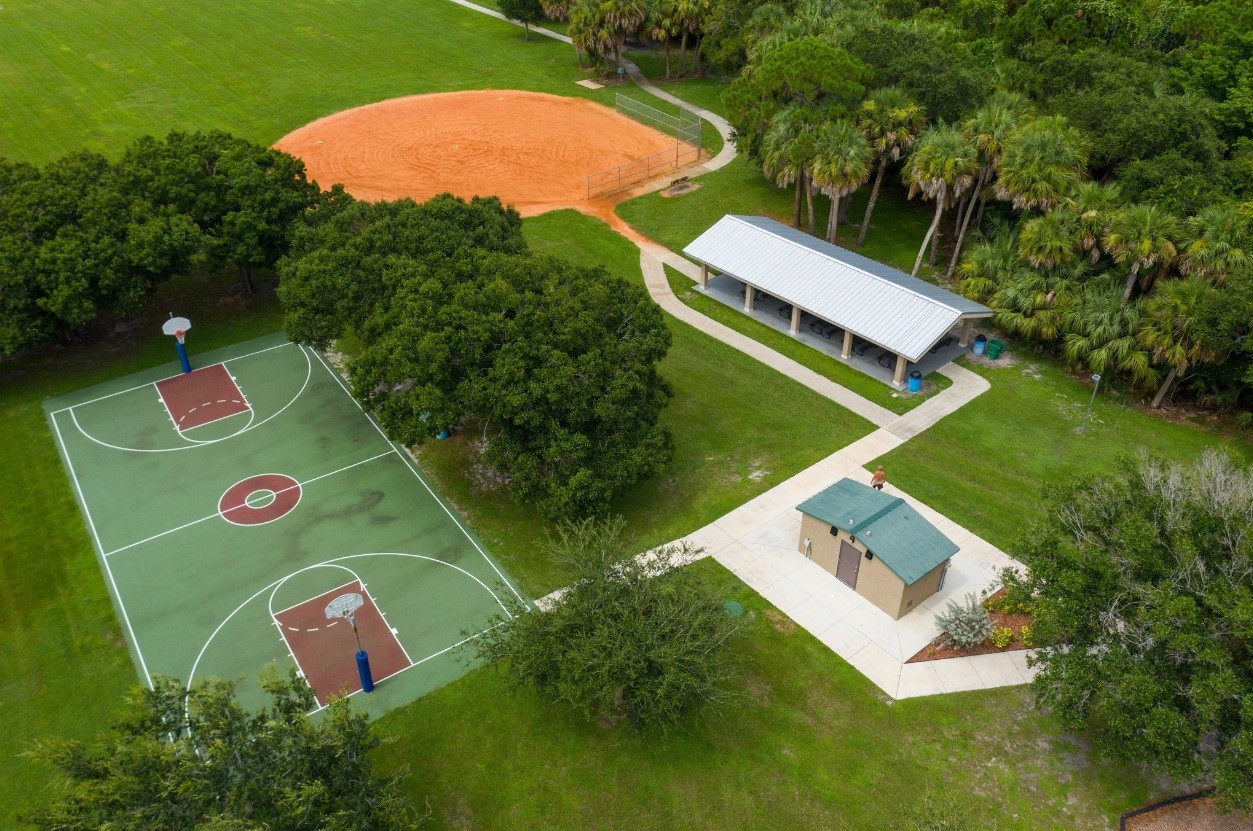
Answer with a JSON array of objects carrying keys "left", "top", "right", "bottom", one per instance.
[{"left": 2, "top": 0, "right": 1250, "bottom": 828}]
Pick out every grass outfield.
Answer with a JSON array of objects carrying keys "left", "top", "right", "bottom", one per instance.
[{"left": 0, "top": 0, "right": 698, "bottom": 164}]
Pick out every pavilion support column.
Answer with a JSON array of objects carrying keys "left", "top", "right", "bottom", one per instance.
[
  {"left": 743, "top": 284, "right": 754, "bottom": 313},
  {"left": 699, "top": 264, "right": 709, "bottom": 289},
  {"left": 841, "top": 330, "right": 853, "bottom": 359},
  {"left": 959, "top": 319, "right": 973, "bottom": 347},
  {"left": 893, "top": 354, "right": 908, "bottom": 386},
  {"left": 790, "top": 305, "right": 802, "bottom": 335}
]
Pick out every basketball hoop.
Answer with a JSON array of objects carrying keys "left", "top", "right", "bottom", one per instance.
[
  {"left": 162, "top": 315, "right": 193, "bottom": 372},
  {"left": 325, "top": 592, "right": 366, "bottom": 651}
]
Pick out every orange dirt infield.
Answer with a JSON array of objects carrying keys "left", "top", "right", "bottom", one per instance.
[{"left": 274, "top": 90, "right": 685, "bottom": 219}]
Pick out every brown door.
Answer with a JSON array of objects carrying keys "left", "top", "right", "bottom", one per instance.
[{"left": 836, "top": 540, "right": 860, "bottom": 589}]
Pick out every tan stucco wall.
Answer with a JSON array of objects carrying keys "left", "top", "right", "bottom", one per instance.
[
  {"left": 896, "top": 559, "right": 948, "bottom": 618},
  {"left": 853, "top": 553, "right": 906, "bottom": 617},
  {"left": 799, "top": 512, "right": 947, "bottom": 620}
]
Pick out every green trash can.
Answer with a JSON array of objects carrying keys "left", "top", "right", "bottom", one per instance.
[{"left": 985, "top": 339, "right": 1005, "bottom": 360}]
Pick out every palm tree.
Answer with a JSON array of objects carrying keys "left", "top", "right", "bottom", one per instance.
[
  {"left": 1062, "top": 181, "right": 1122, "bottom": 263},
  {"left": 643, "top": 0, "right": 682, "bottom": 79},
  {"left": 1102, "top": 204, "right": 1180, "bottom": 305},
  {"left": 990, "top": 264, "right": 1082, "bottom": 343},
  {"left": 761, "top": 105, "right": 819, "bottom": 230},
  {"left": 1138, "top": 278, "right": 1221, "bottom": 408},
  {"left": 810, "top": 120, "right": 873, "bottom": 245},
  {"left": 956, "top": 225, "right": 1018, "bottom": 302},
  {"left": 1180, "top": 204, "right": 1249, "bottom": 284},
  {"left": 1062, "top": 280, "right": 1157, "bottom": 390},
  {"left": 601, "top": 0, "right": 646, "bottom": 70},
  {"left": 995, "top": 115, "right": 1088, "bottom": 213},
  {"left": 855, "top": 87, "right": 926, "bottom": 248},
  {"left": 946, "top": 91, "right": 1031, "bottom": 278},
  {"left": 904, "top": 123, "right": 977, "bottom": 277},
  {"left": 569, "top": 0, "right": 613, "bottom": 69},
  {"left": 1016, "top": 211, "right": 1080, "bottom": 270}
]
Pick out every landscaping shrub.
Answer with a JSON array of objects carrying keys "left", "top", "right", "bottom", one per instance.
[{"left": 935, "top": 592, "right": 993, "bottom": 649}]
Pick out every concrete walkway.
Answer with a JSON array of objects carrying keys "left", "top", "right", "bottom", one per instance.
[{"left": 447, "top": 0, "right": 1035, "bottom": 699}]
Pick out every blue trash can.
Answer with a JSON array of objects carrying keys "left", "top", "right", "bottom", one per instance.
[
  {"left": 973, "top": 333, "right": 987, "bottom": 356},
  {"left": 908, "top": 371, "right": 922, "bottom": 393}
]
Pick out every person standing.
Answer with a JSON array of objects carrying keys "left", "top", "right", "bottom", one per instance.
[{"left": 871, "top": 465, "right": 886, "bottom": 490}]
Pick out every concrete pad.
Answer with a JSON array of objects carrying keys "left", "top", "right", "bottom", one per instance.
[
  {"left": 713, "top": 497, "right": 789, "bottom": 540},
  {"left": 931, "top": 657, "right": 986, "bottom": 693},
  {"left": 895, "top": 611, "right": 942, "bottom": 658},
  {"left": 730, "top": 555, "right": 787, "bottom": 590},
  {"left": 740, "top": 511, "right": 803, "bottom": 550},
  {"left": 792, "top": 560, "right": 840, "bottom": 593},
  {"left": 967, "top": 653, "right": 1028, "bottom": 688},
  {"left": 760, "top": 575, "right": 815, "bottom": 614},
  {"left": 816, "top": 622, "right": 870, "bottom": 659},
  {"left": 786, "top": 594, "right": 842, "bottom": 634},
  {"left": 944, "top": 553, "right": 996, "bottom": 589},
  {"left": 1007, "top": 649, "right": 1042, "bottom": 681},
  {"left": 842, "top": 602, "right": 904, "bottom": 660},
  {"left": 844, "top": 642, "right": 902, "bottom": 696},
  {"left": 712, "top": 541, "right": 759, "bottom": 573},
  {"left": 811, "top": 579, "right": 866, "bottom": 619},
  {"left": 574, "top": 78, "right": 604, "bottom": 89},
  {"left": 896, "top": 662, "right": 948, "bottom": 699},
  {"left": 682, "top": 522, "right": 736, "bottom": 557},
  {"left": 753, "top": 546, "right": 811, "bottom": 577}
]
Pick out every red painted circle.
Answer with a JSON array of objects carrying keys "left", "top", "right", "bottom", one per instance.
[{"left": 218, "top": 474, "right": 302, "bottom": 526}]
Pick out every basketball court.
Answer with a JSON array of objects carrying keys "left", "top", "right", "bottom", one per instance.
[{"left": 45, "top": 332, "right": 527, "bottom": 716}]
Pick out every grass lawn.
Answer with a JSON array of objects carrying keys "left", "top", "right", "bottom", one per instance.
[
  {"left": 875, "top": 354, "right": 1253, "bottom": 552},
  {"left": 625, "top": 48, "right": 735, "bottom": 117},
  {"left": 417, "top": 210, "right": 875, "bottom": 594},
  {"left": 373, "top": 558, "right": 1163, "bottom": 831},
  {"left": 0, "top": 0, "right": 681, "bottom": 165},
  {"left": 663, "top": 265, "right": 953, "bottom": 413}
]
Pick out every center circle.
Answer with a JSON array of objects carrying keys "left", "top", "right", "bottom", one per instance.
[
  {"left": 245, "top": 489, "right": 276, "bottom": 508},
  {"left": 219, "top": 474, "right": 302, "bottom": 526}
]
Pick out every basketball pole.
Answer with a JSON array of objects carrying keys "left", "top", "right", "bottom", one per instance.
[
  {"left": 175, "top": 336, "right": 192, "bottom": 374},
  {"left": 349, "top": 616, "right": 375, "bottom": 693}
]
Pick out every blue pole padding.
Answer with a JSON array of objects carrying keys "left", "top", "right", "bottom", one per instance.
[
  {"left": 356, "top": 650, "right": 375, "bottom": 693},
  {"left": 175, "top": 341, "right": 192, "bottom": 374}
]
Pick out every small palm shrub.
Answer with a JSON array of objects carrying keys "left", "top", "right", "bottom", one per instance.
[{"left": 935, "top": 592, "right": 993, "bottom": 648}]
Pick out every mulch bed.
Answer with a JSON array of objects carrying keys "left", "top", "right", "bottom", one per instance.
[{"left": 906, "top": 589, "right": 1033, "bottom": 663}]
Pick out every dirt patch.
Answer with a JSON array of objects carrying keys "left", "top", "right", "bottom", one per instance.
[
  {"left": 764, "top": 609, "right": 796, "bottom": 634},
  {"left": 662, "top": 180, "right": 700, "bottom": 197},
  {"left": 274, "top": 90, "right": 682, "bottom": 220},
  {"left": 1125, "top": 795, "right": 1249, "bottom": 830}
]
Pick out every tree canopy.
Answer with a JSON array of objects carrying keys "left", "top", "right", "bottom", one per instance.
[
  {"left": 466, "top": 517, "right": 741, "bottom": 729},
  {"left": 19, "top": 669, "right": 420, "bottom": 830},
  {"left": 277, "top": 195, "right": 674, "bottom": 520},
  {"left": 1008, "top": 450, "right": 1253, "bottom": 811}
]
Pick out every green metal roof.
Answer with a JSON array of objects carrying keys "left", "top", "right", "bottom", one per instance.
[{"left": 796, "top": 478, "right": 958, "bottom": 585}]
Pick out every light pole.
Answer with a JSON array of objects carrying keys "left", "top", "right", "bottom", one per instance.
[{"left": 1079, "top": 374, "right": 1101, "bottom": 434}]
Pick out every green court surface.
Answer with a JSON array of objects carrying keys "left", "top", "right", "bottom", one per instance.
[{"left": 44, "top": 333, "right": 527, "bottom": 716}]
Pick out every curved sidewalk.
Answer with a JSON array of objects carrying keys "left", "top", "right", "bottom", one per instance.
[{"left": 449, "top": 0, "right": 1032, "bottom": 700}]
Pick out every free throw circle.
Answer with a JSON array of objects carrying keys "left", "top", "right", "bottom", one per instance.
[{"left": 219, "top": 474, "right": 301, "bottom": 526}]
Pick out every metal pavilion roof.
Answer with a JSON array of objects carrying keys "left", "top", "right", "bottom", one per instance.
[{"left": 683, "top": 215, "right": 992, "bottom": 362}]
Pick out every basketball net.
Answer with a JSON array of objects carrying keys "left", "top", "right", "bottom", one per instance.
[{"left": 174, "top": 329, "right": 186, "bottom": 344}]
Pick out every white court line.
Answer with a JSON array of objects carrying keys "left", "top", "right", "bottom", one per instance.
[
  {"left": 186, "top": 553, "right": 516, "bottom": 713},
  {"left": 49, "top": 341, "right": 295, "bottom": 414},
  {"left": 50, "top": 411, "right": 154, "bottom": 689},
  {"left": 272, "top": 578, "right": 360, "bottom": 617},
  {"left": 309, "top": 349, "right": 527, "bottom": 604},
  {"left": 305, "top": 621, "right": 508, "bottom": 716},
  {"left": 68, "top": 347, "right": 311, "bottom": 454},
  {"left": 103, "top": 450, "right": 395, "bottom": 557}
]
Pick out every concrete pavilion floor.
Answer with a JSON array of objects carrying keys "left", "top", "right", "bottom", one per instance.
[{"left": 700, "top": 273, "right": 971, "bottom": 389}]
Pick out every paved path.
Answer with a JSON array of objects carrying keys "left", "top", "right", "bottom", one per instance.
[{"left": 445, "top": 0, "right": 1034, "bottom": 699}]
